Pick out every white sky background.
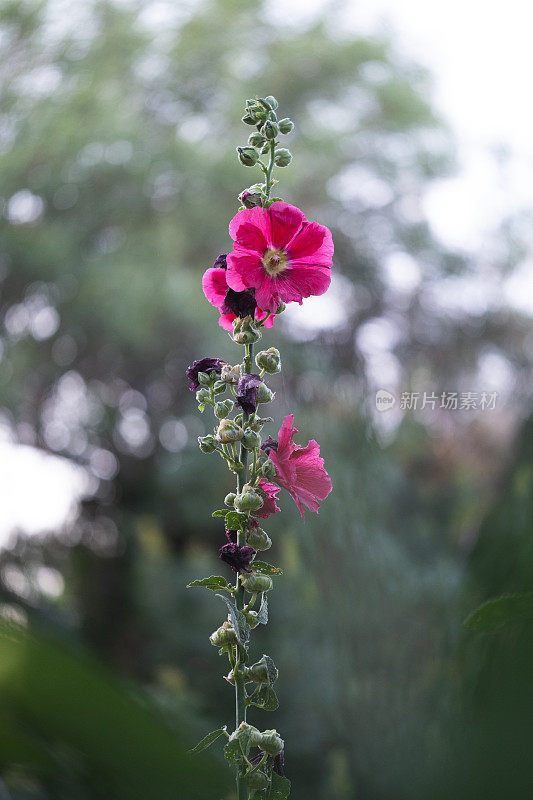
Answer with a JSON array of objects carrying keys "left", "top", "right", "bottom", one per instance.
[{"left": 1, "top": 0, "right": 532, "bottom": 542}]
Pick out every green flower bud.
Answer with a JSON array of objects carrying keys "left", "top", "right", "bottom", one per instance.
[
  {"left": 213, "top": 380, "right": 226, "bottom": 395},
  {"left": 259, "top": 730, "right": 284, "bottom": 756},
  {"left": 197, "top": 371, "right": 212, "bottom": 387},
  {"left": 215, "top": 399, "right": 234, "bottom": 419},
  {"left": 237, "top": 146, "right": 259, "bottom": 167},
  {"left": 248, "top": 415, "right": 273, "bottom": 432},
  {"left": 263, "top": 95, "right": 278, "bottom": 110},
  {"left": 234, "top": 484, "right": 263, "bottom": 513},
  {"left": 229, "top": 460, "right": 244, "bottom": 474},
  {"left": 261, "top": 459, "right": 277, "bottom": 480},
  {"left": 263, "top": 120, "right": 279, "bottom": 140},
  {"left": 248, "top": 132, "right": 266, "bottom": 148},
  {"left": 242, "top": 113, "right": 257, "bottom": 126},
  {"left": 232, "top": 316, "right": 262, "bottom": 345},
  {"left": 245, "top": 770, "right": 269, "bottom": 790},
  {"left": 217, "top": 418, "right": 243, "bottom": 444},
  {"left": 246, "top": 525, "right": 272, "bottom": 551},
  {"left": 221, "top": 363, "right": 241, "bottom": 384},
  {"left": 255, "top": 347, "right": 281, "bottom": 374},
  {"left": 248, "top": 655, "right": 278, "bottom": 685},
  {"left": 196, "top": 387, "right": 211, "bottom": 404},
  {"left": 276, "top": 301, "right": 286, "bottom": 315},
  {"left": 224, "top": 492, "right": 237, "bottom": 507},
  {"left": 209, "top": 620, "right": 237, "bottom": 647},
  {"left": 242, "top": 429, "right": 261, "bottom": 450},
  {"left": 274, "top": 148, "right": 292, "bottom": 167},
  {"left": 260, "top": 142, "right": 270, "bottom": 155},
  {"left": 241, "top": 572, "right": 273, "bottom": 594},
  {"left": 239, "top": 188, "right": 263, "bottom": 209},
  {"left": 198, "top": 434, "right": 218, "bottom": 453},
  {"left": 278, "top": 117, "right": 294, "bottom": 134},
  {"left": 243, "top": 609, "right": 260, "bottom": 629},
  {"left": 256, "top": 383, "right": 275, "bottom": 404}
]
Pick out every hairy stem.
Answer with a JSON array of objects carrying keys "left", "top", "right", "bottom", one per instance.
[
  {"left": 264, "top": 140, "right": 275, "bottom": 200},
  {"left": 235, "top": 341, "right": 254, "bottom": 800}
]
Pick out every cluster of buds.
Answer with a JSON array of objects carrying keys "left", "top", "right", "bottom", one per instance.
[{"left": 236, "top": 95, "right": 294, "bottom": 209}]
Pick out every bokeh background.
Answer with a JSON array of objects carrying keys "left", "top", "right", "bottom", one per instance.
[{"left": 0, "top": 0, "right": 532, "bottom": 798}]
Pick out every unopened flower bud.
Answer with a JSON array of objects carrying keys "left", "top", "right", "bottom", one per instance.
[
  {"left": 242, "top": 113, "right": 257, "bottom": 126},
  {"left": 217, "top": 418, "right": 243, "bottom": 444},
  {"left": 232, "top": 316, "right": 262, "bottom": 345},
  {"left": 234, "top": 484, "right": 263, "bottom": 513},
  {"left": 209, "top": 620, "right": 237, "bottom": 647},
  {"left": 256, "top": 383, "right": 275, "bottom": 404},
  {"left": 237, "top": 146, "right": 259, "bottom": 167},
  {"left": 278, "top": 118, "right": 294, "bottom": 134},
  {"left": 263, "top": 120, "right": 278, "bottom": 140},
  {"left": 255, "top": 347, "right": 281, "bottom": 374},
  {"left": 248, "top": 132, "right": 266, "bottom": 148},
  {"left": 198, "top": 434, "right": 218, "bottom": 453},
  {"left": 259, "top": 730, "right": 284, "bottom": 756},
  {"left": 263, "top": 95, "right": 278, "bottom": 110},
  {"left": 221, "top": 363, "right": 241, "bottom": 384},
  {"left": 241, "top": 572, "right": 273, "bottom": 593},
  {"left": 197, "top": 371, "right": 212, "bottom": 387},
  {"left": 244, "top": 610, "right": 260, "bottom": 629},
  {"left": 248, "top": 655, "right": 278, "bottom": 685},
  {"left": 224, "top": 492, "right": 237, "bottom": 507},
  {"left": 274, "top": 148, "right": 292, "bottom": 167},
  {"left": 261, "top": 459, "right": 277, "bottom": 479},
  {"left": 240, "top": 190, "right": 263, "bottom": 209},
  {"left": 246, "top": 524, "right": 272, "bottom": 551},
  {"left": 242, "top": 429, "right": 261, "bottom": 450},
  {"left": 196, "top": 387, "right": 211, "bottom": 404},
  {"left": 215, "top": 399, "right": 234, "bottom": 419}
]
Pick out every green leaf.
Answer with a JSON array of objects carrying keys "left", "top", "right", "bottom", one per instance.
[
  {"left": 464, "top": 592, "right": 533, "bottom": 632},
  {"left": 188, "top": 726, "right": 227, "bottom": 754},
  {"left": 216, "top": 594, "right": 250, "bottom": 647},
  {"left": 197, "top": 404, "right": 205, "bottom": 413},
  {"left": 212, "top": 509, "right": 229, "bottom": 518},
  {"left": 224, "top": 737, "right": 245, "bottom": 766},
  {"left": 225, "top": 511, "right": 248, "bottom": 531},
  {"left": 252, "top": 561, "right": 283, "bottom": 576},
  {"left": 248, "top": 685, "right": 278, "bottom": 711},
  {"left": 187, "top": 576, "right": 231, "bottom": 593},
  {"left": 257, "top": 595, "right": 268, "bottom": 625},
  {"left": 268, "top": 773, "right": 291, "bottom": 799},
  {"left": 262, "top": 654, "right": 278, "bottom": 687}
]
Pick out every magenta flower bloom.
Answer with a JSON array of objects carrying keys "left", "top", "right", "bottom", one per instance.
[
  {"left": 236, "top": 373, "right": 263, "bottom": 415},
  {"left": 202, "top": 254, "right": 275, "bottom": 331},
  {"left": 268, "top": 414, "right": 332, "bottom": 521},
  {"left": 254, "top": 479, "right": 281, "bottom": 520},
  {"left": 225, "top": 202, "right": 333, "bottom": 313},
  {"left": 219, "top": 542, "right": 256, "bottom": 573}
]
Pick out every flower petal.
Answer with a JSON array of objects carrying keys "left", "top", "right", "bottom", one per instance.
[
  {"left": 202, "top": 267, "right": 228, "bottom": 309},
  {"left": 218, "top": 312, "right": 236, "bottom": 331},
  {"left": 276, "top": 264, "right": 331, "bottom": 304},
  {"left": 268, "top": 201, "right": 305, "bottom": 249},
  {"left": 229, "top": 207, "right": 269, "bottom": 252},
  {"left": 226, "top": 247, "right": 264, "bottom": 291},
  {"left": 287, "top": 221, "right": 334, "bottom": 264}
]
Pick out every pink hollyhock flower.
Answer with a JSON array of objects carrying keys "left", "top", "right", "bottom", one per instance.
[
  {"left": 226, "top": 201, "right": 333, "bottom": 313},
  {"left": 202, "top": 254, "right": 275, "bottom": 331},
  {"left": 253, "top": 479, "right": 281, "bottom": 519},
  {"left": 268, "top": 414, "right": 332, "bottom": 521}
]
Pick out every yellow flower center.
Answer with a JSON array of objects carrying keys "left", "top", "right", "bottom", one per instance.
[{"left": 262, "top": 248, "right": 288, "bottom": 276}]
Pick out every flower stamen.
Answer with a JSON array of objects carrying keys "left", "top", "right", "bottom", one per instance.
[{"left": 262, "top": 248, "right": 288, "bottom": 276}]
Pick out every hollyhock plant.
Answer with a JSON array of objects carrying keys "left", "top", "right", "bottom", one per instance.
[
  {"left": 202, "top": 254, "right": 275, "bottom": 331},
  {"left": 186, "top": 96, "right": 332, "bottom": 800},
  {"left": 268, "top": 414, "right": 332, "bottom": 521},
  {"left": 226, "top": 201, "right": 334, "bottom": 312}
]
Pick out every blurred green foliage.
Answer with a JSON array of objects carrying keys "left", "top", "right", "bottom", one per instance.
[{"left": 0, "top": 0, "right": 531, "bottom": 798}]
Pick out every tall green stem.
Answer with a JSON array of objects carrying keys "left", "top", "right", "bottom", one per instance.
[
  {"left": 264, "top": 140, "right": 275, "bottom": 200},
  {"left": 235, "top": 341, "right": 253, "bottom": 800}
]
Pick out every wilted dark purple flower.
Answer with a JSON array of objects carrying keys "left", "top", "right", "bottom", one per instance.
[
  {"left": 236, "top": 373, "right": 263, "bottom": 414},
  {"left": 186, "top": 357, "right": 225, "bottom": 391},
  {"left": 213, "top": 253, "right": 227, "bottom": 270},
  {"left": 261, "top": 436, "right": 278, "bottom": 454},
  {"left": 221, "top": 287, "right": 257, "bottom": 319},
  {"left": 273, "top": 750, "right": 285, "bottom": 776},
  {"left": 219, "top": 542, "right": 255, "bottom": 573}
]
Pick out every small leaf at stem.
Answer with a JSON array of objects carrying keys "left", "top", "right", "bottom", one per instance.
[
  {"left": 257, "top": 595, "right": 268, "bottom": 625},
  {"left": 248, "top": 685, "right": 278, "bottom": 711},
  {"left": 268, "top": 773, "right": 291, "bottom": 799},
  {"left": 464, "top": 592, "right": 533, "bottom": 632},
  {"left": 187, "top": 576, "right": 231, "bottom": 593},
  {"left": 252, "top": 561, "right": 283, "bottom": 576},
  {"left": 225, "top": 511, "right": 249, "bottom": 531},
  {"left": 216, "top": 593, "right": 250, "bottom": 647},
  {"left": 189, "top": 726, "right": 227, "bottom": 754},
  {"left": 212, "top": 509, "right": 230, "bottom": 517}
]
